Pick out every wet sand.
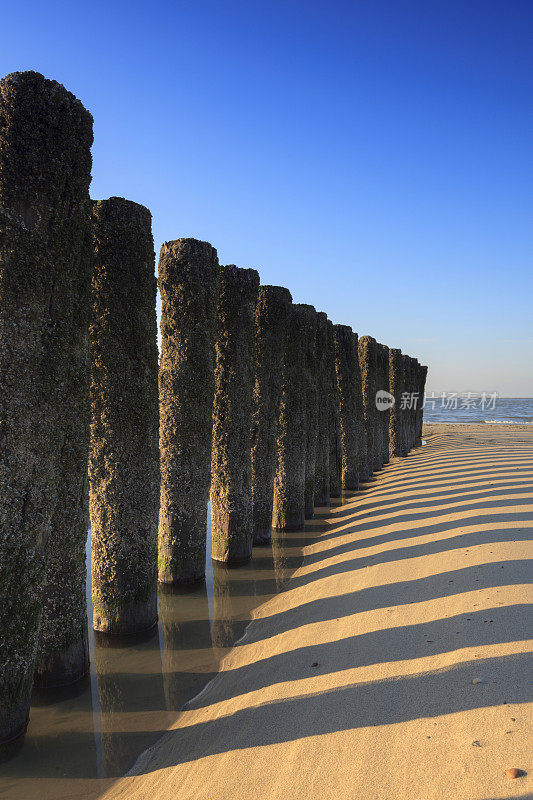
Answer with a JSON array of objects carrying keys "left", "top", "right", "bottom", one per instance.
[
  {"left": 101, "top": 424, "right": 533, "bottom": 800},
  {"left": 0, "top": 523, "right": 305, "bottom": 800}
]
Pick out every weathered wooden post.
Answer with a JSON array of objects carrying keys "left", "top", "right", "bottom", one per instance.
[
  {"left": 273, "top": 304, "right": 308, "bottom": 529},
  {"left": 352, "top": 332, "right": 369, "bottom": 482},
  {"left": 327, "top": 321, "right": 343, "bottom": 497},
  {"left": 411, "top": 358, "right": 422, "bottom": 449},
  {"left": 377, "top": 343, "right": 390, "bottom": 467},
  {"left": 415, "top": 365, "right": 428, "bottom": 445},
  {"left": 359, "top": 335, "right": 379, "bottom": 474},
  {"left": 388, "top": 348, "right": 404, "bottom": 458},
  {"left": 0, "top": 71, "right": 92, "bottom": 754},
  {"left": 401, "top": 355, "right": 417, "bottom": 454},
  {"left": 158, "top": 239, "right": 220, "bottom": 583},
  {"left": 410, "top": 356, "right": 419, "bottom": 452},
  {"left": 251, "top": 285, "right": 292, "bottom": 544},
  {"left": 90, "top": 198, "right": 159, "bottom": 635},
  {"left": 314, "top": 312, "right": 330, "bottom": 506},
  {"left": 211, "top": 266, "right": 259, "bottom": 564},
  {"left": 334, "top": 325, "right": 359, "bottom": 490},
  {"left": 303, "top": 306, "right": 318, "bottom": 518}
]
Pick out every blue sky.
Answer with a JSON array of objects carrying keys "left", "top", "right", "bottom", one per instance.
[{"left": 2, "top": 0, "right": 532, "bottom": 395}]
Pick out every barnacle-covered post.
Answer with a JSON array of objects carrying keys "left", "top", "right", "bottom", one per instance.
[
  {"left": 388, "top": 348, "right": 404, "bottom": 459},
  {"left": 327, "top": 320, "right": 343, "bottom": 497},
  {"left": 314, "top": 312, "right": 330, "bottom": 506},
  {"left": 0, "top": 71, "right": 92, "bottom": 753},
  {"left": 273, "top": 304, "right": 308, "bottom": 529},
  {"left": 251, "top": 285, "right": 292, "bottom": 544},
  {"left": 158, "top": 239, "right": 219, "bottom": 583},
  {"left": 334, "top": 325, "right": 359, "bottom": 490},
  {"left": 358, "top": 335, "right": 378, "bottom": 474},
  {"left": 90, "top": 198, "right": 160, "bottom": 635},
  {"left": 352, "top": 331, "right": 369, "bottom": 482},
  {"left": 211, "top": 266, "right": 259, "bottom": 564},
  {"left": 303, "top": 306, "right": 318, "bottom": 518}
]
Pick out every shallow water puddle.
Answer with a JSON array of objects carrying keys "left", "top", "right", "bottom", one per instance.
[{"left": 0, "top": 504, "right": 332, "bottom": 800}]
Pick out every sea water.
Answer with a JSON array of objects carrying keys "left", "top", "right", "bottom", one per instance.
[{"left": 422, "top": 397, "right": 533, "bottom": 425}]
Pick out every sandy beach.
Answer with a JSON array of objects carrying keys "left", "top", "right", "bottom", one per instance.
[{"left": 96, "top": 424, "right": 533, "bottom": 800}]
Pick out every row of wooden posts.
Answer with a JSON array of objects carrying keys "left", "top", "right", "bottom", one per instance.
[{"left": 0, "top": 72, "right": 427, "bottom": 754}]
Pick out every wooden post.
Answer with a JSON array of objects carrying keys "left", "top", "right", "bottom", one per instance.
[
  {"left": 273, "top": 304, "right": 308, "bottom": 529},
  {"left": 334, "top": 325, "right": 360, "bottom": 490},
  {"left": 90, "top": 198, "right": 159, "bottom": 635},
  {"left": 353, "top": 332, "right": 369, "bottom": 482},
  {"left": 314, "top": 313, "right": 330, "bottom": 506},
  {"left": 251, "top": 285, "right": 292, "bottom": 544},
  {"left": 211, "top": 266, "right": 259, "bottom": 564},
  {"left": 0, "top": 71, "right": 92, "bottom": 753},
  {"left": 303, "top": 306, "right": 319, "bottom": 518},
  {"left": 158, "top": 239, "right": 219, "bottom": 584},
  {"left": 327, "top": 320, "right": 343, "bottom": 497}
]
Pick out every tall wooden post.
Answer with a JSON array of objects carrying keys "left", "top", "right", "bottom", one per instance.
[
  {"left": 303, "top": 306, "right": 318, "bottom": 518},
  {"left": 158, "top": 239, "right": 219, "bottom": 584},
  {"left": 327, "top": 320, "right": 343, "bottom": 497},
  {"left": 359, "top": 335, "right": 379, "bottom": 474},
  {"left": 388, "top": 348, "right": 404, "bottom": 459},
  {"left": 0, "top": 71, "right": 92, "bottom": 753},
  {"left": 334, "top": 325, "right": 359, "bottom": 490},
  {"left": 352, "top": 332, "right": 369, "bottom": 482},
  {"left": 251, "top": 285, "right": 292, "bottom": 544},
  {"left": 90, "top": 198, "right": 160, "bottom": 635},
  {"left": 211, "top": 266, "right": 259, "bottom": 564},
  {"left": 314, "top": 312, "right": 330, "bottom": 506},
  {"left": 273, "top": 304, "right": 308, "bottom": 529}
]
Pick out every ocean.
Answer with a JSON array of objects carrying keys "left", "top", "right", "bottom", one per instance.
[{"left": 422, "top": 396, "right": 533, "bottom": 425}]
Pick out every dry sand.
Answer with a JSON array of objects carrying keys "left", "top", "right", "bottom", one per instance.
[{"left": 102, "top": 424, "right": 532, "bottom": 800}]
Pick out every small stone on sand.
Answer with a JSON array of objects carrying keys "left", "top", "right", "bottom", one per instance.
[{"left": 505, "top": 768, "right": 524, "bottom": 779}]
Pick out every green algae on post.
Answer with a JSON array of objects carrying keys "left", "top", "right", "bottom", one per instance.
[
  {"left": 251, "top": 285, "right": 292, "bottom": 544},
  {"left": 90, "top": 198, "right": 159, "bottom": 635},
  {"left": 0, "top": 71, "right": 93, "bottom": 751},
  {"left": 314, "top": 312, "right": 331, "bottom": 506},
  {"left": 273, "top": 304, "right": 308, "bottom": 529},
  {"left": 158, "top": 239, "right": 220, "bottom": 583},
  {"left": 211, "top": 265, "right": 259, "bottom": 564}
]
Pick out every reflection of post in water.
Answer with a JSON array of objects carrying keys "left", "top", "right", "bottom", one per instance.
[
  {"left": 159, "top": 583, "right": 217, "bottom": 713},
  {"left": 13, "top": 676, "right": 100, "bottom": 793},
  {"left": 211, "top": 542, "right": 304, "bottom": 649},
  {"left": 211, "top": 564, "right": 241, "bottom": 649},
  {"left": 271, "top": 531, "right": 296, "bottom": 592},
  {"left": 93, "top": 628, "right": 167, "bottom": 778},
  {"left": 211, "top": 562, "right": 263, "bottom": 649}
]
